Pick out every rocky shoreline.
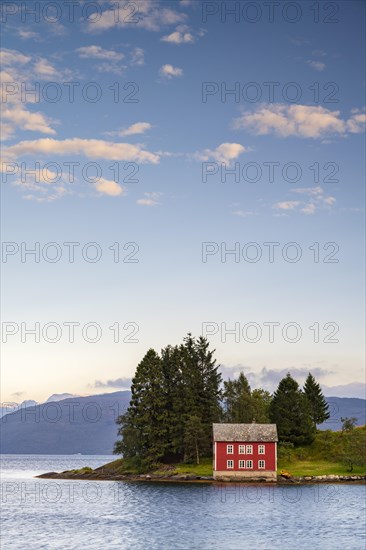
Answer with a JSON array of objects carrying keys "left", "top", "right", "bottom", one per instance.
[{"left": 36, "top": 470, "right": 366, "bottom": 484}]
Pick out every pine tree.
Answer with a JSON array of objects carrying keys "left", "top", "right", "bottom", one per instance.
[
  {"left": 223, "top": 372, "right": 254, "bottom": 423},
  {"left": 303, "top": 373, "right": 330, "bottom": 427},
  {"left": 269, "top": 373, "right": 315, "bottom": 446},
  {"left": 114, "top": 349, "right": 168, "bottom": 466},
  {"left": 183, "top": 415, "right": 205, "bottom": 465}
]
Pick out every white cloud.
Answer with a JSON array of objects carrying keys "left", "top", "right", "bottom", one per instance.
[
  {"left": 273, "top": 201, "right": 300, "bottom": 211},
  {"left": 137, "top": 191, "right": 162, "bottom": 206},
  {"left": 274, "top": 187, "right": 337, "bottom": 215},
  {"left": 234, "top": 104, "right": 366, "bottom": 139},
  {"left": 130, "top": 47, "right": 145, "bottom": 66},
  {"left": 159, "top": 64, "right": 183, "bottom": 78},
  {"left": 4, "top": 138, "right": 160, "bottom": 164},
  {"left": 300, "top": 203, "right": 316, "bottom": 215},
  {"left": 94, "top": 178, "right": 125, "bottom": 196},
  {"left": 86, "top": 0, "right": 187, "bottom": 33},
  {"left": 117, "top": 122, "right": 152, "bottom": 136},
  {"left": 307, "top": 60, "right": 326, "bottom": 71},
  {"left": 161, "top": 30, "right": 194, "bottom": 44},
  {"left": 33, "top": 58, "right": 59, "bottom": 78},
  {"left": 195, "top": 142, "right": 246, "bottom": 164},
  {"left": 1, "top": 106, "right": 56, "bottom": 139},
  {"left": 0, "top": 49, "right": 31, "bottom": 66},
  {"left": 17, "top": 29, "right": 41, "bottom": 41},
  {"left": 291, "top": 186, "right": 323, "bottom": 196},
  {"left": 76, "top": 45, "right": 124, "bottom": 61}
]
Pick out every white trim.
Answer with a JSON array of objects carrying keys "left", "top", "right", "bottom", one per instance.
[
  {"left": 238, "top": 444, "right": 245, "bottom": 454},
  {"left": 227, "top": 444, "right": 233, "bottom": 454},
  {"left": 258, "top": 444, "right": 265, "bottom": 454},
  {"left": 214, "top": 441, "right": 217, "bottom": 471}
]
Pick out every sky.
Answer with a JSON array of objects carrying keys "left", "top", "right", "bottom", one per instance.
[{"left": 1, "top": 0, "right": 365, "bottom": 403}]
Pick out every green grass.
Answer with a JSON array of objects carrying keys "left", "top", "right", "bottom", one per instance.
[
  {"left": 79, "top": 427, "right": 366, "bottom": 479},
  {"left": 278, "top": 459, "right": 366, "bottom": 477}
]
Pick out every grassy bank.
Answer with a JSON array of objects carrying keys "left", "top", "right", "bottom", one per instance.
[{"left": 71, "top": 427, "right": 366, "bottom": 479}]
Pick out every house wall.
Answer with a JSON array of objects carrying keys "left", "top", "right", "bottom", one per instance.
[{"left": 215, "top": 441, "right": 276, "bottom": 472}]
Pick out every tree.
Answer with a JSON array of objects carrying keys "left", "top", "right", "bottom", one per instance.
[
  {"left": 303, "top": 373, "right": 330, "bottom": 427},
  {"left": 269, "top": 373, "right": 315, "bottom": 446},
  {"left": 115, "top": 335, "right": 222, "bottom": 467},
  {"left": 341, "top": 417, "right": 357, "bottom": 432},
  {"left": 114, "top": 349, "right": 168, "bottom": 466},
  {"left": 223, "top": 372, "right": 254, "bottom": 423},
  {"left": 183, "top": 415, "right": 205, "bottom": 464}
]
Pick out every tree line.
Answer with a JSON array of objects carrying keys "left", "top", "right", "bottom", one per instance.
[{"left": 115, "top": 334, "right": 330, "bottom": 467}]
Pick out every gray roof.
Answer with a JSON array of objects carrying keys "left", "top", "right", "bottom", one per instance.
[{"left": 213, "top": 423, "right": 278, "bottom": 442}]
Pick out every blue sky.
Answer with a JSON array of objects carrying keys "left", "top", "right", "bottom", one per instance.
[{"left": 1, "top": 0, "right": 365, "bottom": 402}]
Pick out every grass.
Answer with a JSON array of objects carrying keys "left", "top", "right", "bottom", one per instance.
[
  {"left": 277, "top": 459, "right": 366, "bottom": 477},
  {"left": 78, "top": 427, "right": 366, "bottom": 479}
]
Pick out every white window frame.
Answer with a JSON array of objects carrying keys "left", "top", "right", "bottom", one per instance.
[
  {"left": 227, "top": 460, "right": 234, "bottom": 469},
  {"left": 258, "top": 445, "right": 265, "bottom": 455},
  {"left": 238, "top": 445, "right": 245, "bottom": 454},
  {"left": 246, "top": 445, "right": 253, "bottom": 454},
  {"left": 239, "top": 460, "right": 245, "bottom": 469},
  {"left": 258, "top": 460, "right": 265, "bottom": 469},
  {"left": 227, "top": 444, "right": 233, "bottom": 454},
  {"left": 246, "top": 460, "right": 253, "bottom": 469}
]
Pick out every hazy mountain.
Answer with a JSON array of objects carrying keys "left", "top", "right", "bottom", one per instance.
[
  {"left": 319, "top": 397, "right": 366, "bottom": 430},
  {"left": 45, "top": 393, "right": 79, "bottom": 403},
  {"left": 0, "top": 391, "right": 131, "bottom": 454},
  {"left": 0, "top": 393, "right": 364, "bottom": 454}
]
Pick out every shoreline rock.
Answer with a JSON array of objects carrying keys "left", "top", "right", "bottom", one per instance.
[{"left": 35, "top": 471, "right": 366, "bottom": 484}]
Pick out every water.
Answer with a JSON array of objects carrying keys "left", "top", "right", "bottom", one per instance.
[{"left": 1, "top": 455, "right": 365, "bottom": 549}]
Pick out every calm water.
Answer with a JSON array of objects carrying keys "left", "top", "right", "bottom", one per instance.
[{"left": 1, "top": 455, "right": 365, "bottom": 549}]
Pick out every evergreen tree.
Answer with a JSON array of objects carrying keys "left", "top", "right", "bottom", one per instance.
[
  {"left": 269, "top": 373, "right": 315, "bottom": 446},
  {"left": 114, "top": 349, "right": 168, "bottom": 466},
  {"left": 303, "top": 373, "right": 330, "bottom": 427},
  {"left": 183, "top": 415, "right": 205, "bottom": 464},
  {"left": 223, "top": 372, "right": 254, "bottom": 423}
]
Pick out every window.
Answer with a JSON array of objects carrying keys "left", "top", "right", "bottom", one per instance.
[
  {"left": 246, "top": 460, "right": 253, "bottom": 469},
  {"left": 239, "top": 445, "right": 245, "bottom": 454},
  {"left": 258, "top": 460, "right": 265, "bottom": 469},
  {"left": 227, "top": 444, "right": 233, "bottom": 454},
  {"left": 227, "top": 460, "right": 234, "bottom": 469},
  {"left": 258, "top": 445, "right": 265, "bottom": 455},
  {"left": 239, "top": 460, "right": 245, "bottom": 469},
  {"left": 246, "top": 445, "right": 253, "bottom": 454}
]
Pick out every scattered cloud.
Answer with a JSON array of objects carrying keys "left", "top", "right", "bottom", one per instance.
[
  {"left": 273, "top": 201, "right": 300, "bottom": 211},
  {"left": 161, "top": 24, "right": 195, "bottom": 44},
  {"left": 194, "top": 142, "right": 247, "bottom": 164},
  {"left": 76, "top": 45, "right": 124, "bottom": 61},
  {"left": 234, "top": 104, "right": 366, "bottom": 139},
  {"left": 130, "top": 47, "right": 145, "bottom": 66},
  {"left": 136, "top": 191, "right": 162, "bottom": 206},
  {"left": 312, "top": 49, "right": 327, "bottom": 57},
  {"left": 94, "top": 178, "right": 125, "bottom": 196},
  {"left": 4, "top": 137, "right": 161, "bottom": 164},
  {"left": 1, "top": 106, "right": 56, "bottom": 138},
  {"left": 274, "top": 186, "right": 337, "bottom": 215},
  {"left": 17, "top": 28, "right": 41, "bottom": 41},
  {"left": 307, "top": 60, "right": 326, "bottom": 71},
  {"left": 159, "top": 64, "right": 183, "bottom": 78},
  {"left": 86, "top": 0, "right": 187, "bottom": 33},
  {"left": 91, "top": 377, "right": 132, "bottom": 389},
  {"left": 117, "top": 122, "right": 152, "bottom": 137}
]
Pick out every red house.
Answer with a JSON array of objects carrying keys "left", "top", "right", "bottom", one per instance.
[{"left": 213, "top": 423, "right": 278, "bottom": 481}]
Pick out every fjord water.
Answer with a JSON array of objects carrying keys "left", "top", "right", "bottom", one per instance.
[{"left": 1, "top": 455, "right": 365, "bottom": 549}]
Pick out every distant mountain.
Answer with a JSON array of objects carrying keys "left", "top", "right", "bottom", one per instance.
[
  {"left": 0, "top": 393, "right": 364, "bottom": 454},
  {"left": 0, "top": 400, "right": 37, "bottom": 418},
  {"left": 45, "top": 393, "right": 79, "bottom": 403},
  {"left": 319, "top": 397, "right": 366, "bottom": 430},
  {"left": 0, "top": 391, "right": 131, "bottom": 454}
]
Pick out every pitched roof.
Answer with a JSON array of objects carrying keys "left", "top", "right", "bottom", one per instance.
[{"left": 213, "top": 423, "right": 278, "bottom": 442}]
